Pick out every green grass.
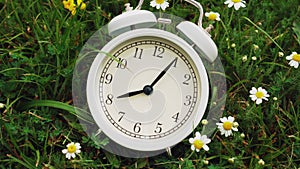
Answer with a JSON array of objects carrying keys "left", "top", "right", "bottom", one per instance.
[{"left": 1, "top": 0, "right": 300, "bottom": 168}]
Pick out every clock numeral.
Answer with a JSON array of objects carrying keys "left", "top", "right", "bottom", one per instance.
[
  {"left": 105, "top": 73, "right": 113, "bottom": 84},
  {"left": 133, "top": 48, "right": 143, "bottom": 59},
  {"left": 172, "top": 112, "right": 180, "bottom": 122},
  {"left": 133, "top": 122, "right": 142, "bottom": 133},
  {"left": 154, "top": 122, "right": 163, "bottom": 133},
  {"left": 116, "top": 58, "right": 127, "bottom": 69},
  {"left": 118, "top": 112, "right": 125, "bottom": 122},
  {"left": 183, "top": 74, "right": 191, "bottom": 85},
  {"left": 105, "top": 94, "right": 114, "bottom": 105},
  {"left": 153, "top": 46, "right": 165, "bottom": 58},
  {"left": 184, "top": 95, "right": 192, "bottom": 106}
]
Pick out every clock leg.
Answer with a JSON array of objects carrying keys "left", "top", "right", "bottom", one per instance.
[
  {"left": 166, "top": 147, "right": 172, "bottom": 156},
  {"left": 95, "top": 128, "right": 102, "bottom": 136}
]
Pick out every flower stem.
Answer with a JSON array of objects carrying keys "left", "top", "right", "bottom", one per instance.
[{"left": 187, "top": 151, "right": 195, "bottom": 159}]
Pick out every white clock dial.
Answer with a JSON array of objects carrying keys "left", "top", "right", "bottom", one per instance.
[{"left": 87, "top": 29, "right": 209, "bottom": 151}]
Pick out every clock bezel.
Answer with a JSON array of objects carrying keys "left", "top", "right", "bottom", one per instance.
[{"left": 86, "top": 28, "right": 209, "bottom": 151}]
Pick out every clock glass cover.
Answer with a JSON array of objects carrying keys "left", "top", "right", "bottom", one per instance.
[{"left": 72, "top": 12, "right": 226, "bottom": 158}]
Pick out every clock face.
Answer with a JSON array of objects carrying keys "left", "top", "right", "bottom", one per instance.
[{"left": 87, "top": 29, "right": 209, "bottom": 151}]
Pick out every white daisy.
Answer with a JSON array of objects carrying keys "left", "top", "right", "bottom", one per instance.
[
  {"left": 205, "top": 11, "right": 221, "bottom": 21},
  {"left": 286, "top": 51, "right": 300, "bottom": 68},
  {"left": 224, "top": 0, "right": 246, "bottom": 10},
  {"left": 150, "top": 0, "right": 169, "bottom": 10},
  {"left": 189, "top": 132, "right": 211, "bottom": 152},
  {"left": 249, "top": 87, "right": 270, "bottom": 105},
  {"left": 62, "top": 142, "right": 81, "bottom": 159},
  {"left": 216, "top": 116, "right": 238, "bottom": 137}
]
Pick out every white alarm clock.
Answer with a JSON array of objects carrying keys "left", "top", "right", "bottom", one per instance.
[{"left": 73, "top": 0, "right": 225, "bottom": 158}]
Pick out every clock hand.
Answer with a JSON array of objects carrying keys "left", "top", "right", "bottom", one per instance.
[
  {"left": 117, "top": 85, "right": 154, "bottom": 98},
  {"left": 117, "top": 89, "right": 144, "bottom": 98},
  {"left": 150, "top": 57, "right": 178, "bottom": 87}
]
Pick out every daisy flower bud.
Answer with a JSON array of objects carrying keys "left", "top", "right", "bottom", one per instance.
[
  {"left": 258, "top": 159, "right": 265, "bottom": 165},
  {"left": 0, "top": 103, "right": 5, "bottom": 109},
  {"left": 228, "top": 157, "right": 235, "bottom": 164},
  {"left": 203, "top": 160, "right": 209, "bottom": 165},
  {"left": 278, "top": 52, "right": 284, "bottom": 57},
  {"left": 201, "top": 119, "right": 208, "bottom": 125}
]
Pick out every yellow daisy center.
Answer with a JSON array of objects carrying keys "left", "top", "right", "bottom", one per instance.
[
  {"left": 232, "top": 0, "right": 241, "bottom": 3},
  {"left": 67, "top": 144, "right": 77, "bottom": 153},
  {"left": 292, "top": 54, "right": 300, "bottom": 62},
  {"left": 223, "top": 121, "right": 233, "bottom": 130},
  {"left": 155, "top": 0, "right": 165, "bottom": 4},
  {"left": 255, "top": 91, "right": 264, "bottom": 98},
  {"left": 193, "top": 140, "right": 204, "bottom": 150},
  {"left": 208, "top": 13, "right": 217, "bottom": 21}
]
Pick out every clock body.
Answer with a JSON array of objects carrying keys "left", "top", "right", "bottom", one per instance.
[{"left": 87, "top": 28, "right": 209, "bottom": 151}]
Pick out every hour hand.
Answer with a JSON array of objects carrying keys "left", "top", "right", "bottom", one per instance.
[
  {"left": 117, "top": 89, "right": 144, "bottom": 98},
  {"left": 117, "top": 85, "right": 154, "bottom": 98}
]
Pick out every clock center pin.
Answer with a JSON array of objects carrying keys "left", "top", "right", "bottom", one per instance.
[{"left": 143, "top": 85, "right": 153, "bottom": 95}]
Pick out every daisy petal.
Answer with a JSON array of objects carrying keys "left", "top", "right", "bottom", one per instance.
[
  {"left": 203, "top": 145, "right": 210, "bottom": 151},
  {"left": 220, "top": 117, "right": 228, "bottom": 122},
  {"left": 62, "top": 149, "right": 68, "bottom": 154},
  {"left": 191, "top": 145, "right": 195, "bottom": 151},
  {"left": 250, "top": 87, "right": 257, "bottom": 94},
  {"left": 256, "top": 99, "right": 262, "bottom": 104},
  {"left": 228, "top": 3, "right": 234, "bottom": 8},
  {"left": 224, "top": 0, "right": 230, "bottom": 4},
  {"left": 286, "top": 55, "right": 293, "bottom": 60},
  {"left": 228, "top": 116, "right": 235, "bottom": 122}
]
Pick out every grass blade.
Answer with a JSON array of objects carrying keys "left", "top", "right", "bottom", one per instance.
[{"left": 23, "top": 100, "right": 94, "bottom": 124}]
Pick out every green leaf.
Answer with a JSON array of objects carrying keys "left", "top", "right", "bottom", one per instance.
[
  {"left": 104, "top": 151, "right": 120, "bottom": 168},
  {"left": 135, "top": 158, "right": 148, "bottom": 168},
  {"left": 208, "top": 165, "right": 226, "bottom": 169},
  {"left": 179, "top": 158, "right": 194, "bottom": 169}
]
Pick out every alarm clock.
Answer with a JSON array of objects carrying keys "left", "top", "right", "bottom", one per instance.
[{"left": 72, "top": 0, "right": 226, "bottom": 158}]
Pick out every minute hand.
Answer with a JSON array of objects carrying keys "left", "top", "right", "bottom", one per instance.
[{"left": 150, "top": 58, "right": 178, "bottom": 87}]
